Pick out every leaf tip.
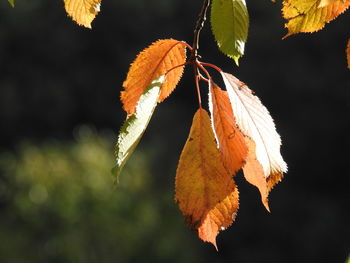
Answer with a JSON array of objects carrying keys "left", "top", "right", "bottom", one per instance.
[
  {"left": 282, "top": 31, "right": 292, "bottom": 40},
  {"left": 263, "top": 198, "right": 271, "bottom": 213},
  {"left": 233, "top": 56, "right": 240, "bottom": 66},
  {"left": 212, "top": 240, "right": 219, "bottom": 251}
]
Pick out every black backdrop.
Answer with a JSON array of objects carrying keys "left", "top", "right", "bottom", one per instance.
[{"left": 0, "top": 1, "right": 349, "bottom": 262}]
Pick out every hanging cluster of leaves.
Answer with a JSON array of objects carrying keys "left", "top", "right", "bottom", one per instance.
[
  {"left": 113, "top": 0, "right": 289, "bottom": 248},
  {"left": 112, "top": 0, "right": 350, "bottom": 248},
  {"left": 4, "top": 0, "right": 348, "bottom": 249}
]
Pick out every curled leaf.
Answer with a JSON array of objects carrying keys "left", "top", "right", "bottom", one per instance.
[
  {"left": 114, "top": 76, "right": 164, "bottom": 182},
  {"left": 64, "top": 0, "right": 102, "bottom": 28},
  {"left": 121, "top": 39, "right": 186, "bottom": 115},
  {"left": 175, "top": 108, "right": 239, "bottom": 249}
]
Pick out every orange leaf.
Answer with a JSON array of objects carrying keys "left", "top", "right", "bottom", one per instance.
[
  {"left": 121, "top": 39, "right": 186, "bottom": 114},
  {"left": 282, "top": 0, "right": 350, "bottom": 38},
  {"left": 221, "top": 72, "right": 287, "bottom": 210},
  {"left": 208, "top": 80, "right": 248, "bottom": 175},
  {"left": 175, "top": 108, "right": 239, "bottom": 249},
  {"left": 242, "top": 137, "right": 283, "bottom": 211},
  {"left": 347, "top": 39, "right": 350, "bottom": 69}
]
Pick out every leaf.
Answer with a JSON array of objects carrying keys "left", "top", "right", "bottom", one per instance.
[
  {"left": 208, "top": 80, "right": 248, "bottom": 175},
  {"left": 175, "top": 108, "right": 239, "bottom": 249},
  {"left": 347, "top": 39, "right": 350, "bottom": 69},
  {"left": 221, "top": 72, "right": 287, "bottom": 209},
  {"left": 121, "top": 39, "right": 186, "bottom": 115},
  {"left": 7, "top": 0, "right": 14, "bottom": 7},
  {"left": 242, "top": 137, "right": 283, "bottom": 211},
  {"left": 211, "top": 0, "right": 249, "bottom": 65},
  {"left": 64, "top": 0, "right": 102, "bottom": 28},
  {"left": 282, "top": 0, "right": 350, "bottom": 38},
  {"left": 113, "top": 76, "right": 164, "bottom": 182}
]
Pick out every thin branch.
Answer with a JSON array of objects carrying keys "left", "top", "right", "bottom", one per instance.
[
  {"left": 196, "top": 61, "right": 211, "bottom": 81},
  {"left": 191, "top": 0, "right": 211, "bottom": 60}
]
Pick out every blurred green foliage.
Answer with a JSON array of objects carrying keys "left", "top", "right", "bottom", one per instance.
[{"left": 0, "top": 127, "right": 198, "bottom": 263}]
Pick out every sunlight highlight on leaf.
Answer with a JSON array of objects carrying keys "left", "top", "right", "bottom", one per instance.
[
  {"left": 64, "top": 0, "right": 102, "bottom": 28},
  {"left": 282, "top": 0, "right": 350, "bottom": 38},
  {"left": 318, "top": 0, "right": 337, "bottom": 8},
  {"left": 121, "top": 39, "right": 186, "bottom": 115},
  {"left": 114, "top": 76, "right": 164, "bottom": 182},
  {"left": 175, "top": 108, "right": 239, "bottom": 249}
]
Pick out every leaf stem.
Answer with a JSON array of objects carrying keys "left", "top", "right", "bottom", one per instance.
[
  {"left": 194, "top": 73, "right": 202, "bottom": 108},
  {"left": 199, "top": 62, "right": 222, "bottom": 73}
]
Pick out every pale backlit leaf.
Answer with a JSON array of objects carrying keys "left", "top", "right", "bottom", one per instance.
[
  {"left": 114, "top": 76, "right": 164, "bottom": 182},
  {"left": 221, "top": 72, "right": 287, "bottom": 208}
]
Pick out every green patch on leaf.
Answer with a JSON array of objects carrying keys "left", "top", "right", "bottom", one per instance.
[
  {"left": 211, "top": 0, "right": 249, "bottom": 65},
  {"left": 113, "top": 76, "right": 164, "bottom": 183},
  {"left": 7, "top": 0, "right": 14, "bottom": 7}
]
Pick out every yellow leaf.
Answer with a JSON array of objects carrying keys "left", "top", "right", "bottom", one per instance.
[
  {"left": 221, "top": 72, "right": 287, "bottom": 210},
  {"left": 282, "top": 0, "right": 350, "bottom": 38},
  {"left": 208, "top": 80, "right": 248, "bottom": 175},
  {"left": 175, "top": 108, "right": 239, "bottom": 249},
  {"left": 347, "top": 39, "right": 350, "bottom": 69},
  {"left": 64, "top": 0, "right": 102, "bottom": 28},
  {"left": 121, "top": 39, "right": 186, "bottom": 115}
]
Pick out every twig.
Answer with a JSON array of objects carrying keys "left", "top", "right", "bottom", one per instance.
[
  {"left": 191, "top": 0, "right": 211, "bottom": 61},
  {"left": 191, "top": 0, "right": 211, "bottom": 108}
]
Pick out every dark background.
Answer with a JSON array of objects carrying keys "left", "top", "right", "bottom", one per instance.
[{"left": 0, "top": 0, "right": 349, "bottom": 262}]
